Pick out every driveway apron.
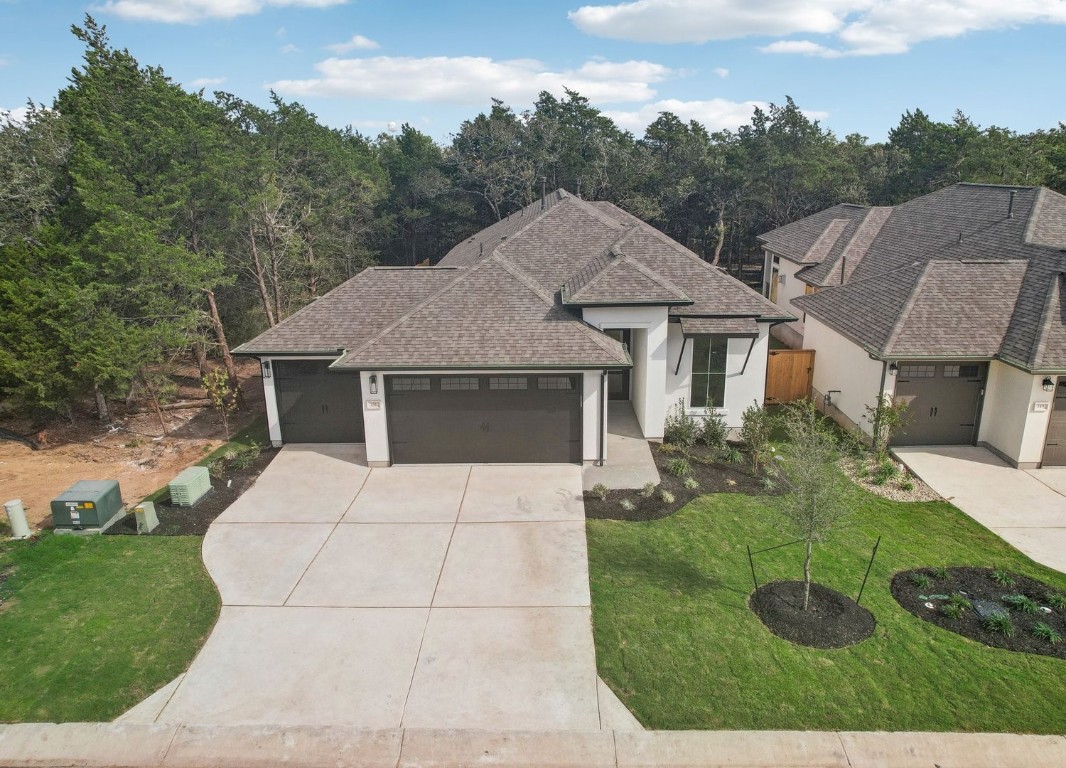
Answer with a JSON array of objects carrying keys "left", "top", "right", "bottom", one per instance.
[
  {"left": 151, "top": 448, "right": 604, "bottom": 730},
  {"left": 894, "top": 445, "right": 1066, "bottom": 573}
]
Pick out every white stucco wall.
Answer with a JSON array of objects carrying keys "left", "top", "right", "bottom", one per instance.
[
  {"left": 582, "top": 371, "right": 605, "bottom": 464},
  {"left": 360, "top": 370, "right": 390, "bottom": 466},
  {"left": 803, "top": 316, "right": 890, "bottom": 436},
  {"left": 582, "top": 306, "right": 669, "bottom": 439},
  {"left": 664, "top": 322, "right": 771, "bottom": 431},
  {"left": 978, "top": 361, "right": 1053, "bottom": 467}
]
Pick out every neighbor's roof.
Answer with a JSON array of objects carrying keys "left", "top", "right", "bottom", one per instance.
[
  {"left": 237, "top": 189, "right": 791, "bottom": 369},
  {"left": 784, "top": 183, "right": 1066, "bottom": 371}
]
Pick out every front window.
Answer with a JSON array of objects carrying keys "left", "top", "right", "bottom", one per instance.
[{"left": 690, "top": 336, "right": 728, "bottom": 408}]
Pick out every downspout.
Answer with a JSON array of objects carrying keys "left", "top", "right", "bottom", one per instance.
[{"left": 599, "top": 370, "right": 608, "bottom": 466}]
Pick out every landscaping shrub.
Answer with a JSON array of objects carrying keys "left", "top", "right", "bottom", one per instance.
[
  {"left": 992, "top": 568, "right": 1015, "bottom": 586},
  {"left": 739, "top": 400, "right": 775, "bottom": 472},
  {"left": 682, "top": 476, "right": 700, "bottom": 490},
  {"left": 909, "top": 572, "right": 930, "bottom": 589},
  {"left": 619, "top": 498, "right": 635, "bottom": 512},
  {"left": 1003, "top": 594, "right": 1041, "bottom": 614},
  {"left": 640, "top": 481, "right": 657, "bottom": 498},
  {"left": 592, "top": 483, "right": 609, "bottom": 501},
  {"left": 1032, "top": 622, "right": 1063, "bottom": 645},
  {"left": 983, "top": 612, "right": 1016, "bottom": 637},
  {"left": 664, "top": 399, "right": 700, "bottom": 447},
  {"left": 667, "top": 457, "right": 691, "bottom": 478},
  {"left": 1045, "top": 592, "right": 1066, "bottom": 611},
  {"left": 696, "top": 410, "right": 728, "bottom": 457},
  {"left": 660, "top": 490, "right": 675, "bottom": 504}
]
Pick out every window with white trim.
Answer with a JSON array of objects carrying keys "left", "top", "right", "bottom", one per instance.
[{"left": 690, "top": 336, "right": 728, "bottom": 409}]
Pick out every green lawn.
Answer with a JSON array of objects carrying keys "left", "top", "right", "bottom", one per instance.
[
  {"left": 587, "top": 490, "right": 1066, "bottom": 733},
  {"left": 0, "top": 533, "right": 219, "bottom": 722}
]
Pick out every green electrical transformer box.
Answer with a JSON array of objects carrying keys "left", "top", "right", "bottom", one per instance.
[{"left": 50, "top": 480, "right": 123, "bottom": 529}]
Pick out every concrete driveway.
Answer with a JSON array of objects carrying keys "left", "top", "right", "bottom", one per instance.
[
  {"left": 124, "top": 445, "right": 636, "bottom": 731},
  {"left": 894, "top": 445, "right": 1066, "bottom": 573}
]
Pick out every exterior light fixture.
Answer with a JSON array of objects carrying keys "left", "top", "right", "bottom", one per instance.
[
  {"left": 261, "top": 360, "right": 271, "bottom": 379},
  {"left": 888, "top": 362, "right": 899, "bottom": 375},
  {"left": 369, "top": 374, "right": 378, "bottom": 395},
  {"left": 1043, "top": 376, "right": 1055, "bottom": 392}
]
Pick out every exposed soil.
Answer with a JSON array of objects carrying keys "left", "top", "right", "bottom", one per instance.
[
  {"left": 0, "top": 359, "right": 265, "bottom": 530},
  {"left": 750, "top": 580, "right": 877, "bottom": 649},
  {"left": 891, "top": 567, "right": 1066, "bottom": 660},
  {"left": 105, "top": 447, "right": 278, "bottom": 536},
  {"left": 583, "top": 441, "right": 772, "bottom": 521}
]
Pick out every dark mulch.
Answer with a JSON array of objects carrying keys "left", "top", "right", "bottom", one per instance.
[
  {"left": 105, "top": 448, "right": 278, "bottom": 536},
  {"left": 750, "top": 580, "right": 877, "bottom": 649},
  {"left": 891, "top": 567, "right": 1066, "bottom": 660},
  {"left": 583, "top": 442, "right": 771, "bottom": 521}
]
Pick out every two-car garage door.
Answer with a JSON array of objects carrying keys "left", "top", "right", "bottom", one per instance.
[
  {"left": 273, "top": 363, "right": 582, "bottom": 463},
  {"left": 386, "top": 374, "right": 582, "bottom": 464}
]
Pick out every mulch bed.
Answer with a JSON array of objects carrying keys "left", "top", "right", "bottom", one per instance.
[
  {"left": 750, "top": 580, "right": 877, "bottom": 649},
  {"left": 105, "top": 448, "right": 278, "bottom": 536},
  {"left": 891, "top": 567, "right": 1066, "bottom": 660},
  {"left": 583, "top": 442, "right": 771, "bottom": 521}
]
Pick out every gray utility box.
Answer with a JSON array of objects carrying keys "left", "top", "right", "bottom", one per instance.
[{"left": 51, "top": 480, "right": 123, "bottom": 529}]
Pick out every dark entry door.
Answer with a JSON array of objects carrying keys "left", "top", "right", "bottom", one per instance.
[
  {"left": 274, "top": 360, "right": 364, "bottom": 443},
  {"left": 893, "top": 362, "right": 985, "bottom": 445},
  {"left": 1042, "top": 377, "right": 1066, "bottom": 466},
  {"left": 386, "top": 374, "right": 582, "bottom": 463},
  {"left": 604, "top": 329, "right": 631, "bottom": 401}
]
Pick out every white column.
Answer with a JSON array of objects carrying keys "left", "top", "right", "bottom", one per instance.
[
  {"left": 262, "top": 358, "right": 282, "bottom": 447},
  {"left": 360, "top": 371, "right": 390, "bottom": 467}
]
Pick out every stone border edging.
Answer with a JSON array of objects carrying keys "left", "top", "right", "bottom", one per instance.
[{"left": 1, "top": 723, "right": 1064, "bottom": 768}]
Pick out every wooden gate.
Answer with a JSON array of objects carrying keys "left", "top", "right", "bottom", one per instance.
[{"left": 765, "top": 349, "right": 815, "bottom": 404}]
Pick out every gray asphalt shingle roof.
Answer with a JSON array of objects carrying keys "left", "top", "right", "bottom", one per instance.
[
  {"left": 781, "top": 183, "right": 1066, "bottom": 371},
  {"left": 239, "top": 188, "right": 791, "bottom": 369}
]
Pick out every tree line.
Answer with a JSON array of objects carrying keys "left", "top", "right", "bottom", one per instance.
[{"left": 2, "top": 17, "right": 1064, "bottom": 422}]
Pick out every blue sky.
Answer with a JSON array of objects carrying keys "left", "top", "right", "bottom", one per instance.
[{"left": 1, "top": 0, "right": 1064, "bottom": 143}]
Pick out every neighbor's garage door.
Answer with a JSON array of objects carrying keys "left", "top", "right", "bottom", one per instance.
[
  {"left": 386, "top": 374, "right": 581, "bottom": 464},
  {"left": 274, "top": 360, "right": 364, "bottom": 443},
  {"left": 892, "top": 362, "right": 986, "bottom": 445}
]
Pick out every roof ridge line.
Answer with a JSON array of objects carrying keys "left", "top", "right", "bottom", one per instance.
[
  {"left": 1029, "top": 271, "right": 1062, "bottom": 369},
  {"left": 883, "top": 262, "right": 933, "bottom": 356},
  {"left": 1023, "top": 187, "right": 1046, "bottom": 246},
  {"left": 490, "top": 253, "right": 630, "bottom": 363},
  {"left": 339, "top": 264, "right": 484, "bottom": 361}
]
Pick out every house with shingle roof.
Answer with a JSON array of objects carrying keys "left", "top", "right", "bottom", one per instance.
[
  {"left": 758, "top": 183, "right": 1066, "bottom": 468},
  {"left": 234, "top": 189, "right": 791, "bottom": 466}
]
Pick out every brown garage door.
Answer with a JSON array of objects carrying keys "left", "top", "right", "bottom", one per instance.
[
  {"left": 274, "top": 360, "right": 364, "bottom": 443},
  {"left": 892, "top": 362, "right": 985, "bottom": 445},
  {"left": 386, "top": 374, "right": 582, "bottom": 464}
]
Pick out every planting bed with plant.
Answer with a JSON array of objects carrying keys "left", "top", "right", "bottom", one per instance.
[{"left": 891, "top": 566, "right": 1066, "bottom": 659}]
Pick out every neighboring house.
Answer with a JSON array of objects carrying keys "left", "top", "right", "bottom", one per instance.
[
  {"left": 758, "top": 182, "right": 1066, "bottom": 468},
  {"left": 234, "top": 189, "right": 791, "bottom": 466}
]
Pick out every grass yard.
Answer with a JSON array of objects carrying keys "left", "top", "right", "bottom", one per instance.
[
  {"left": 587, "top": 490, "right": 1066, "bottom": 733},
  {"left": 0, "top": 533, "right": 219, "bottom": 722}
]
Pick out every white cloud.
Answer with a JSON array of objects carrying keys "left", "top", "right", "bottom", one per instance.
[
  {"left": 759, "top": 40, "right": 841, "bottom": 57},
  {"left": 712, "top": 67, "right": 729, "bottom": 78},
  {"left": 604, "top": 97, "right": 828, "bottom": 134},
  {"left": 188, "top": 76, "right": 226, "bottom": 88},
  {"left": 270, "top": 56, "right": 672, "bottom": 105},
  {"left": 95, "top": 0, "right": 349, "bottom": 24},
  {"left": 327, "top": 34, "right": 380, "bottom": 53},
  {"left": 280, "top": 43, "right": 300, "bottom": 54},
  {"left": 569, "top": 0, "right": 1066, "bottom": 55},
  {"left": 1, "top": 106, "right": 30, "bottom": 125},
  {"left": 569, "top": 0, "right": 849, "bottom": 42}
]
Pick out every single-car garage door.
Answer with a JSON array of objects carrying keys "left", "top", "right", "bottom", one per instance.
[
  {"left": 386, "top": 374, "right": 582, "bottom": 464},
  {"left": 274, "top": 360, "right": 365, "bottom": 443},
  {"left": 892, "top": 362, "right": 986, "bottom": 445}
]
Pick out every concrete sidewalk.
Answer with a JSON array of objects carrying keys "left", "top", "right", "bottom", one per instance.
[
  {"left": 1, "top": 723, "right": 1064, "bottom": 768},
  {"left": 893, "top": 445, "right": 1066, "bottom": 573}
]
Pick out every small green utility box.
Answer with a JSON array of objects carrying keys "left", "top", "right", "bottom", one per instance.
[
  {"left": 169, "top": 466, "right": 212, "bottom": 507},
  {"left": 51, "top": 480, "right": 123, "bottom": 529}
]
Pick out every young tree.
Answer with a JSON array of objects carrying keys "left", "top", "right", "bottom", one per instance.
[{"left": 768, "top": 401, "right": 858, "bottom": 610}]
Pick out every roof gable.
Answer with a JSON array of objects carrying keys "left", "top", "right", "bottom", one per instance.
[{"left": 561, "top": 251, "right": 691, "bottom": 306}]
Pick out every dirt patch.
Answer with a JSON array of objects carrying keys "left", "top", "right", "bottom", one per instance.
[
  {"left": 0, "top": 359, "right": 265, "bottom": 530},
  {"left": 105, "top": 447, "right": 278, "bottom": 536},
  {"left": 891, "top": 567, "right": 1066, "bottom": 660},
  {"left": 750, "top": 580, "right": 877, "bottom": 649},
  {"left": 583, "top": 442, "right": 772, "bottom": 521}
]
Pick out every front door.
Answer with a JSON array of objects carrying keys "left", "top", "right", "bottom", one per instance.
[
  {"left": 605, "top": 329, "right": 631, "bottom": 401},
  {"left": 1042, "top": 377, "right": 1066, "bottom": 466}
]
